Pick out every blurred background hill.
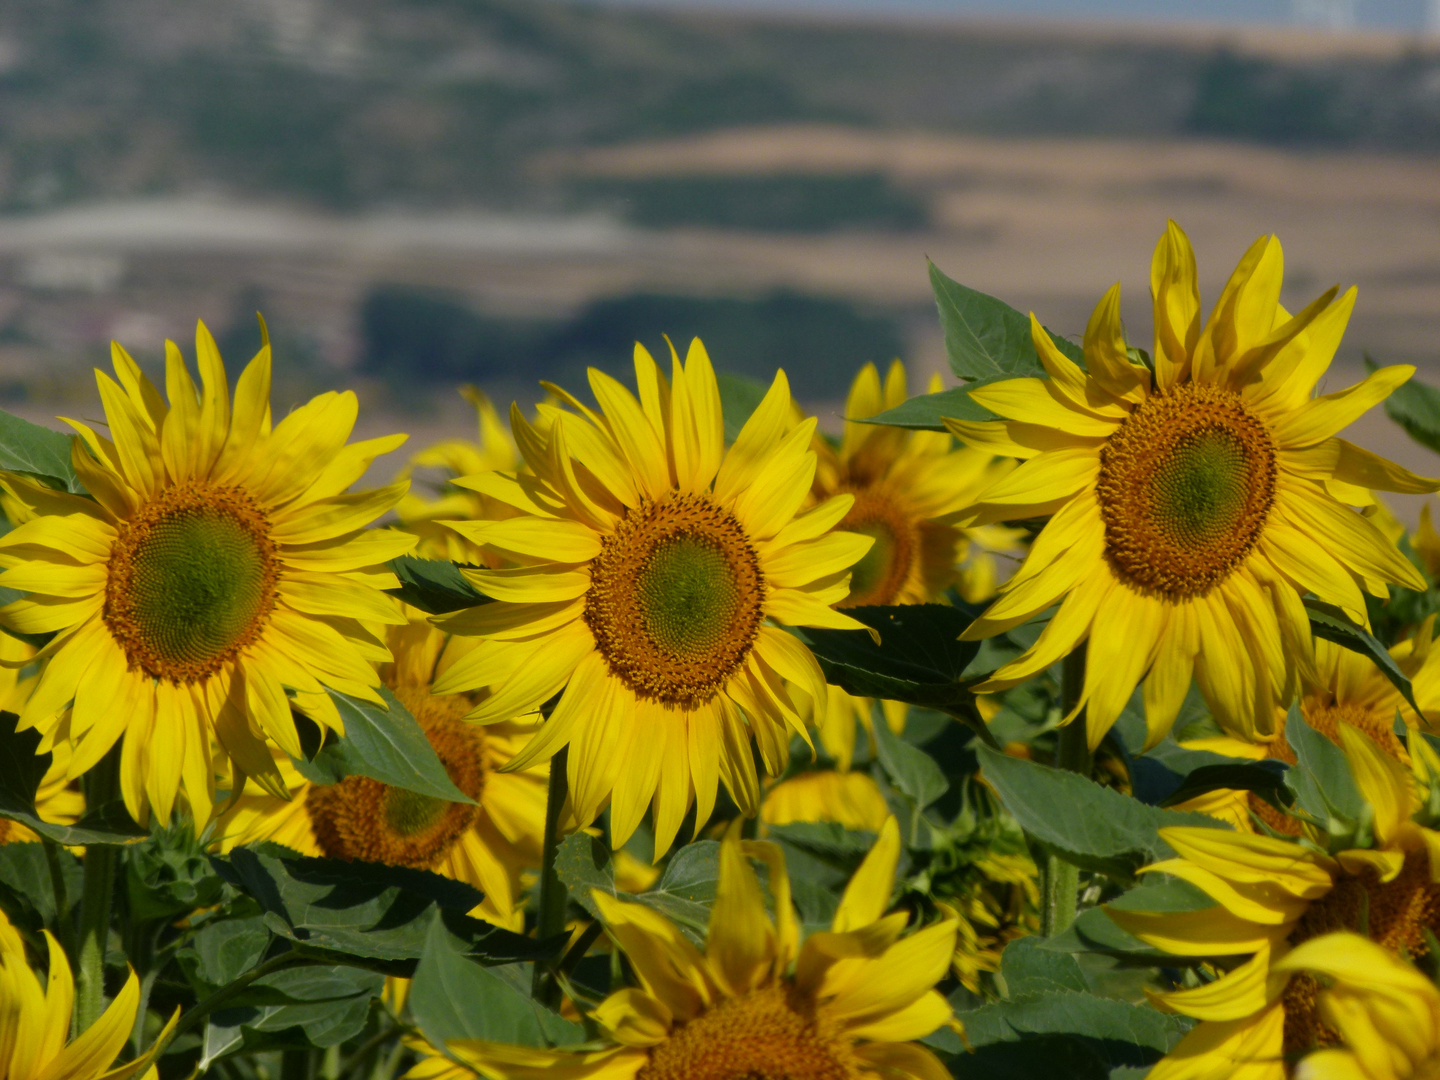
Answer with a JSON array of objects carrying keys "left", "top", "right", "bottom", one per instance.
[{"left": 0, "top": 0, "right": 1436, "bottom": 483}]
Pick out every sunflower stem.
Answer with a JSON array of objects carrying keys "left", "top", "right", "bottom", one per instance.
[
  {"left": 532, "top": 745, "right": 570, "bottom": 1008},
  {"left": 1042, "top": 647, "right": 1091, "bottom": 938},
  {"left": 41, "top": 838, "right": 74, "bottom": 962},
  {"left": 75, "top": 746, "right": 121, "bottom": 1034}
]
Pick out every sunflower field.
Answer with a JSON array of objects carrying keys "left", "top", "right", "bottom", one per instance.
[{"left": 3, "top": 220, "right": 1440, "bottom": 1080}]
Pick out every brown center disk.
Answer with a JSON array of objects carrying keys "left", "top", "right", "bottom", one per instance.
[
  {"left": 637, "top": 986, "right": 860, "bottom": 1080},
  {"left": 583, "top": 493, "right": 764, "bottom": 710},
  {"left": 104, "top": 482, "right": 281, "bottom": 682},
  {"left": 1283, "top": 850, "right": 1440, "bottom": 1054},
  {"left": 836, "top": 485, "right": 917, "bottom": 608},
  {"left": 1096, "top": 383, "right": 1276, "bottom": 601},
  {"left": 305, "top": 686, "right": 486, "bottom": 869}
]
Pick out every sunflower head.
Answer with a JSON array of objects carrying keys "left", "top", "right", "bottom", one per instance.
[
  {"left": 947, "top": 221, "right": 1437, "bottom": 750},
  {"left": 0, "top": 322, "right": 417, "bottom": 825}
]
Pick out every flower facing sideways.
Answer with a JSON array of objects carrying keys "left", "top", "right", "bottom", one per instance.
[
  {"left": 432, "top": 340, "right": 874, "bottom": 856},
  {"left": 0, "top": 324, "right": 416, "bottom": 824},
  {"left": 405, "top": 817, "right": 959, "bottom": 1080},
  {"left": 948, "top": 221, "right": 1436, "bottom": 750}
]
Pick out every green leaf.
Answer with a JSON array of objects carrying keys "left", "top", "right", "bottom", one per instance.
[
  {"left": 998, "top": 937, "right": 1088, "bottom": 996},
  {"left": 176, "top": 916, "right": 272, "bottom": 995},
  {"left": 860, "top": 384, "right": 1001, "bottom": 431},
  {"left": 126, "top": 819, "right": 227, "bottom": 923},
  {"left": 796, "top": 604, "right": 982, "bottom": 717},
  {"left": 200, "top": 966, "right": 384, "bottom": 1067},
  {"left": 929, "top": 260, "right": 1085, "bottom": 383},
  {"left": 0, "top": 841, "right": 81, "bottom": 934},
  {"left": 410, "top": 914, "right": 584, "bottom": 1051},
  {"left": 294, "top": 688, "right": 472, "bottom": 803},
  {"left": 0, "top": 712, "right": 146, "bottom": 845},
  {"left": 717, "top": 372, "right": 769, "bottom": 442},
  {"left": 1045, "top": 874, "right": 1224, "bottom": 961},
  {"left": 1159, "top": 761, "right": 1291, "bottom": 811},
  {"left": 871, "top": 702, "right": 948, "bottom": 810},
  {"left": 385, "top": 555, "right": 488, "bottom": 614},
  {"left": 975, "top": 743, "right": 1228, "bottom": 879},
  {"left": 1285, "top": 703, "right": 1363, "bottom": 822},
  {"left": 0, "top": 409, "right": 81, "bottom": 491},
  {"left": 213, "top": 848, "right": 552, "bottom": 973},
  {"left": 554, "top": 833, "right": 720, "bottom": 935},
  {"left": 1374, "top": 357, "right": 1440, "bottom": 455},
  {"left": 942, "top": 990, "right": 1192, "bottom": 1060},
  {"left": 1305, "top": 597, "right": 1422, "bottom": 720}
]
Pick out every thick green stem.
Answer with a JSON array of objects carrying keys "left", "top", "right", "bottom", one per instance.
[
  {"left": 75, "top": 749, "right": 121, "bottom": 1034},
  {"left": 532, "top": 746, "right": 570, "bottom": 1008},
  {"left": 1042, "top": 647, "right": 1091, "bottom": 938}
]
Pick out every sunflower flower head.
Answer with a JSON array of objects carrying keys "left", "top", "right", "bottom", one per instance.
[
  {"left": 0, "top": 324, "right": 417, "bottom": 825},
  {"left": 407, "top": 816, "right": 960, "bottom": 1080},
  {"left": 1109, "top": 720, "right": 1440, "bottom": 1080},
  {"left": 0, "top": 908, "right": 174, "bottom": 1080},
  {"left": 215, "top": 609, "right": 547, "bottom": 929},
  {"left": 432, "top": 340, "right": 875, "bottom": 856},
  {"left": 948, "top": 220, "right": 1438, "bottom": 750}
]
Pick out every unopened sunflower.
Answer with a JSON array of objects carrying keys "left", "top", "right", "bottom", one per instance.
[
  {"left": 216, "top": 613, "right": 547, "bottom": 929},
  {"left": 396, "top": 387, "right": 520, "bottom": 564},
  {"left": 0, "top": 908, "right": 175, "bottom": 1080},
  {"left": 1110, "top": 723, "right": 1440, "bottom": 1080},
  {"left": 0, "top": 325, "right": 416, "bottom": 824},
  {"left": 949, "top": 221, "right": 1436, "bottom": 749},
  {"left": 405, "top": 817, "right": 959, "bottom": 1080},
  {"left": 811, "top": 360, "right": 1020, "bottom": 768},
  {"left": 432, "top": 340, "right": 873, "bottom": 856}
]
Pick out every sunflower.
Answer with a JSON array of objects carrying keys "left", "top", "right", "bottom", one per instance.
[
  {"left": 1415, "top": 505, "right": 1440, "bottom": 579},
  {"left": 1108, "top": 723, "right": 1440, "bottom": 1080},
  {"left": 0, "top": 908, "right": 174, "bottom": 1080},
  {"left": 405, "top": 816, "right": 959, "bottom": 1080},
  {"left": 947, "top": 221, "right": 1437, "bottom": 749},
  {"left": 396, "top": 387, "right": 520, "bottom": 565},
  {"left": 761, "top": 768, "right": 893, "bottom": 833},
  {"left": 0, "top": 635, "right": 84, "bottom": 845},
  {"left": 0, "top": 324, "right": 417, "bottom": 825},
  {"left": 432, "top": 340, "right": 874, "bottom": 856},
  {"left": 1275, "top": 933, "right": 1440, "bottom": 1080},
  {"left": 215, "top": 612, "right": 547, "bottom": 929},
  {"left": 809, "top": 361, "right": 1020, "bottom": 769}
]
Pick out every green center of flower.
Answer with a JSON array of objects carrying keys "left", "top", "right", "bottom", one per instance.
[
  {"left": 384, "top": 788, "right": 447, "bottom": 837},
  {"left": 1096, "top": 383, "right": 1276, "bottom": 601},
  {"left": 105, "top": 483, "right": 280, "bottom": 681},
  {"left": 584, "top": 493, "right": 765, "bottom": 710},
  {"left": 637, "top": 536, "right": 742, "bottom": 659}
]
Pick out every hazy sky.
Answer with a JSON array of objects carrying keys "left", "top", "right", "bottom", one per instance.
[{"left": 582, "top": 0, "right": 1438, "bottom": 31}]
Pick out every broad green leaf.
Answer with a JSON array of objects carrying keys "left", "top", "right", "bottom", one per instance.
[
  {"left": 0, "top": 409, "right": 81, "bottom": 492},
  {"left": 410, "top": 914, "right": 584, "bottom": 1051},
  {"left": 1285, "top": 703, "right": 1363, "bottom": 823},
  {"left": 554, "top": 832, "right": 615, "bottom": 920},
  {"left": 213, "top": 848, "right": 551, "bottom": 972},
  {"left": 1373, "top": 357, "right": 1440, "bottom": 455},
  {"left": 294, "top": 688, "right": 472, "bottom": 803},
  {"left": 177, "top": 916, "right": 272, "bottom": 995},
  {"left": 929, "top": 260, "right": 1085, "bottom": 382},
  {"left": 871, "top": 702, "right": 948, "bottom": 810},
  {"left": 717, "top": 372, "right": 769, "bottom": 442},
  {"left": 0, "top": 841, "right": 81, "bottom": 935},
  {"left": 1305, "top": 597, "right": 1422, "bottom": 720},
  {"left": 998, "top": 937, "right": 1087, "bottom": 997},
  {"left": 200, "top": 966, "right": 384, "bottom": 1067},
  {"left": 861, "top": 384, "right": 1001, "bottom": 431},
  {"left": 1159, "top": 761, "right": 1291, "bottom": 811},
  {"left": 975, "top": 743, "right": 1227, "bottom": 879},
  {"left": 554, "top": 833, "right": 720, "bottom": 935},
  {"left": 0, "top": 712, "right": 146, "bottom": 845},
  {"left": 796, "top": 604, "right": 982, "bottom": 717},
  {"left": 940, "top": 990, "right": 1192, "bottom": 1060},
  {"left": 385, "top": 555, "right": 488, "bottom": 614},
  {"left": 764, "top": 821, "right": 878, "bottom": 861}
]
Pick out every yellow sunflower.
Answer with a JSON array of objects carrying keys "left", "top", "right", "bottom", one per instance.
[
  {"left": 761, "top": 769, "right": 893, "bottom": 833},
  {"left": 1276, "top": 933, "right": 1440, "bottom": 1080},
  {"left": 0, "top": 635, "right": 84, "bottom": 845},
  {"left": 0, "top": 908, "right": 174, "bottom": 1080},
  {"left": 405, "top": 816, "right": 959, "bottom": 1080},
  {"left": 216, "top": 612, "right": 547, "bottom": 929},
  {"left": 1108, "top": 723, "right": 1440, "bottom": 1080},
  {"left": 397, "top": 387, "right": 520, "bottom": 565},
  {"left": 0, "top": 324, "right": 417, "bottom": 825},
  {"left": 431, "top": 340, "right": 874, "bottom": 856},
  {"left": 1414, "top": 504, "right": 1440, "bottom": 580},
  {"left": 809, "top": 361, "right": 1019, "bottom": 769},
  {"left": 948, "top": 221, "right": 1437, "bottom": 750}
]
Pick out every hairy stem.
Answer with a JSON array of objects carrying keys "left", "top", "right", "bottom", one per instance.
[
  {"left": 532, "top": 746, "right": 571, "bottom": 1008},
  {"left": 1042, "top": 646, "right": 1091, "bottom": 938}
]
